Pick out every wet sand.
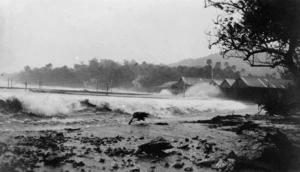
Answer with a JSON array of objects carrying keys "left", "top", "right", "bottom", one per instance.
[{"left": 1, "top": 111, "right": 300, "bottom": 172}]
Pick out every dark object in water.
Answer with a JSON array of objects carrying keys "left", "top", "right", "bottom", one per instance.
[
  {"left": 0, "top": 97, "right": 23, "bottom": 113},
  {"left": 64, "top": 128, "right": 81, "bottom": 132},
  {"left": 80, "top": 99, "right": 96, "bottom": 108},
  {"left": 96, "top": 103, "right": 112, "bottom": 112},
  {"left": 155, "top": 122, "right": 169, "bottom": 125},
  {"left": 128, "top": 112, "right": 150, "bottom": 125},
  {"left": 135, "top": 137, "right": 173, "bottom": 156},
  {"left": 80, "top": 99, "right": 112, "bottom": 112}
]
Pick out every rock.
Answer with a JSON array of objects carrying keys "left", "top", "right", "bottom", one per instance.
[
  {"left": 226, "top": 151, "right": 238, "bottom": 160},
  {"left": 135, "top": 137, "right": 173, "bottom": 156},
  {"left": 150, "top": 165, "right": 156, "bottom": 169},
  {"left": 172, "top": 162, "right": 184, "bottom": 169},
  {"left": 199, "top": 139, "right": 207, "bottom": 144},
  {"left": 72, "top": 161, "right": 85, "bottom": 168},
  {"left": 155, "top": 122, "right": 168, "bottom": 125},
  {"left": 176, "top": 157, "right": 183, "bottom": 162},
  {"left": 184, "top": 167, "right": 193, "bottom": 171},
  {"left": 111, "top": 162, "right": 119, "bottom": 170},
  {"left": 178, "top": 144, "right": 189, "bottom": 150},
  {"left": 151, "top": 159, "right": 158, "bottom": 163},
  {"left": 192, "top": 136, "right": 199, "bottom": 140},
  {"left": 204, "top": 143, "right": 213, "bottom": 154},
  {"left": 56, "top": 132, "right": 64, "bottom": 138},
  {"left": 185, "top": 138, "right": 190, "bottom": 142},
  {"left": 64, "top": 128, "right": 81, "bottom": 132},
  {"left": 94, "top": 147, "right": 102, "bottom": 153},
  {"left": 99, "top": 158, "right": 105, "bottom": 163},
  {"left": 130, "top": 167, "right": 140, "bottom": 172},
  {"left": 196, "top": 159, "right": 216, "bottom": 167},
  {"left": 164, "top": 162, "right": 170, "bottom": 167},
  {"left": 214, "top": 159, "right": 227, "bottom": 170},
  {"left": 44, "top": 155, "right": 66, "bottom": 167},
  {"left": 139, "top": 136, "right": 145, "bottom": 140}
]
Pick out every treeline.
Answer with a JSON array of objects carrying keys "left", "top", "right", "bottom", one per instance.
[{"left": 14, "top": 58, "right": 248, "bottom": 91}]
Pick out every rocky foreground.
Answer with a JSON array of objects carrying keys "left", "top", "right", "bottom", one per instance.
[{"left": 0, "top": 113, "right": 300, "bottom": 172}]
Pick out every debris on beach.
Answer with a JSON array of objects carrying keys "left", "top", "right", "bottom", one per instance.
[
  {"left": 135, "top": 137, "right": 173, "bottom": 156},
  {"left": 80, "top": 99, "right": 97, "bottom": 108},
  {"left": 154, "top": 122, "right": 169, "bottom": 125},
  {"left": 129, "top": 112, "right": 150, "bottom": 125},
  {"left": 79, "top": 99, "right": 112, "bottom": 111}
]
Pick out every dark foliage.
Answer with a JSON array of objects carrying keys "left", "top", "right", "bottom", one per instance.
[
  {"left": 0, "top": 97, "right": 23, "bottom": 113},
  {"left": 14, "top": 58, "right": 242, "bottom": 91},
  {"left": 258, "top": 89, "right": 298, "bottom": 116},
  {"left": 208, "top": 0, "right": 300, "bottom": 115}
]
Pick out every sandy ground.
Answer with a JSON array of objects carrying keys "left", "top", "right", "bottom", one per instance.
[{"left": 1, "top": 110, "right": 300, "bottom": 172}]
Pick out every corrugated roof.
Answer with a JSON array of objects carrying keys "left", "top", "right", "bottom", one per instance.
[
  {"left": 239, "top": 77, "right": 267, "bottom": 88},
  {"left": 224, "top": 79, "right": 235, "bottom": 86},
  {"left": 237, "top": 77, "right": 292, "bottom": 89},
  {"left": 181, "top": 77, "right": 203, "bottom": 85},
  {"left": 260, "top": 78, "right": 291, "bottom": 89},
  {"left": 210, "top": 79, "right": 223, "bottom": 86},
  {"left": 156, "top": 81, "right": 177, "bottom": 88}
]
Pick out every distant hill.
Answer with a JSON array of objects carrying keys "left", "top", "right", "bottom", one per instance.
[{"left": 170, "top": 53, "right": 277, "bottom": 77}]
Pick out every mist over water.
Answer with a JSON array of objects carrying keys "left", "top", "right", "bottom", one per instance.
[
  {"left": 0, "top": 88, "right": 254, "bottom": 118},
  {"left": 0, "top": 88, "right": 259, "bottom": 133},
  {"left": 184, "top": 83, "right": 222, "bottom": 97}
]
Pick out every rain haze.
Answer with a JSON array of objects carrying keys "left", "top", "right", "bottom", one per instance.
[
  {"left": 0, "top": 0, "right": 218, "bottom": 73},
  {"left": 0, "top": 0, "right": 299, "bottom": 172}
]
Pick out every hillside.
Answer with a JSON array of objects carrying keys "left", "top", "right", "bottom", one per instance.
[{"left": 170, "top": 53, "right": 277, "bottom": 77}]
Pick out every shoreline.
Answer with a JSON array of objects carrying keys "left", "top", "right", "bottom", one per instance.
[{"left": 1, "top": 112, "right": 299, "bottom": 172}]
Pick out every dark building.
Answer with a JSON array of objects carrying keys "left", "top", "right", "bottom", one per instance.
[
  {"left": 227, "top": 77, "right": 292, "bottom": 102},
  {"left": 171, "top": 77, "right": 210, "bottom": 95}
]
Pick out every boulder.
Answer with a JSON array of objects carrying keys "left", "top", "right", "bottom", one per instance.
[{"left": 135, "top": 137, "right": 173, "bottom": 156}]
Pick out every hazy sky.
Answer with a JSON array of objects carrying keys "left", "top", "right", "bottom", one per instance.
[{"left": 0, "top": 0, "right": 219, "bottom": 72}]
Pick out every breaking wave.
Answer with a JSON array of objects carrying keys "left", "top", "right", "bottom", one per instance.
[{"left": 0, "top": 89, "right": 256, "bottom": 120}]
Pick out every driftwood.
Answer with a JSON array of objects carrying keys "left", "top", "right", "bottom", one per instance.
[
  {"left": 128, "top": 112, "right": 150, "bottom": 125},
  {"left": 80, "top": 99, "right": 112, "bottom": 111},
  {"left": 135, "top": 137, "right": 173, "bottom": 156},
  {"left": 80, "top": 99, "right": 96, "bottom": 108}
]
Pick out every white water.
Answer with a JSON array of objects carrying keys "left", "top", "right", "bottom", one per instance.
[{"left": 0, "top": 88, "right": 256, "bottom": 118}]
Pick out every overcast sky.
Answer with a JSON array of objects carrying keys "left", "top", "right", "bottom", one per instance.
[{"left": 0, "top": 0, "right": 219, "bottom": 72}]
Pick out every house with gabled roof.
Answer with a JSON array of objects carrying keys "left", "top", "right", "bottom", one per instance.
[
  {"left": 154, "top": 81, "right": 178, "bottom": 93},
  {"left": 228, "top": 77, "right": 293, "bottom": 102},
  {"left": 232, "top": 77, "right": 292, "bottom": 89},
  {"left": 171, "top": 77, "right": 211, "bottom": 95},
  {"left": 220, "top": 79, "right": 235, "bottom": 88},
  {"left": 210, "top": 79, "right": 223, "bottom": 86}
]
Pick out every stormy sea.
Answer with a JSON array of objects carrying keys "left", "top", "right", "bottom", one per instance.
[
  {"left": 3, "top": 87, "right": 299, "bottom": 172},
  {"left": 0, "top": 87, "right": 256, "bottom": 134}
]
